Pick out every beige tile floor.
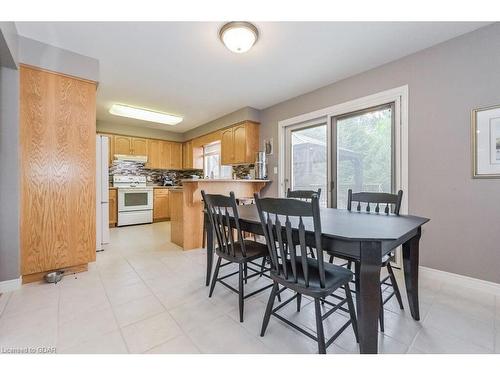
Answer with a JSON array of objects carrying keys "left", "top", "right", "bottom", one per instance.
[{"left": 0, "top": 222, "right": 499, "bottom": 354}]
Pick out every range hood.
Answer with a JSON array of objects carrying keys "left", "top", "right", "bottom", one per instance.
[{"left": 114, "top": 154, "right": 148, "bottom": 163}]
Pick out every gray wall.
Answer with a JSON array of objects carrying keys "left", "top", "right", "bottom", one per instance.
[
  {"left": 0, "top": 22, "right": 20, "bottom": 282},
  {"left": 260, "top": 23, "right": 500, "bottom": 283},
  {"left": 0, "top": 22, "right": 19, "bottom": 68},
  {"left": 183, "top": 106, "right": 261, "bottom": 141},
  {"left": 97, "top": 121, "right": 184, "bottom": 142},
  {"left": 18, "top": 36, "right": 99, "bottom": 82}
]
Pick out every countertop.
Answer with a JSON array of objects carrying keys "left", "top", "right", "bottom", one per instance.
[
  {"left": 108, "top": 186, "right": 183, "bottom": 189},
  {"left": 180, "top": 179, "right": 270, "bottom": 183}
]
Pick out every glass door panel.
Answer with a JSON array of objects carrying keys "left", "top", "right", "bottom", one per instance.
[
  {"left": 289, "top": 124, "right": 327, "bottom": 207},
  {"left": 333, "top": 104, "right": 394, "bottom": 209}
]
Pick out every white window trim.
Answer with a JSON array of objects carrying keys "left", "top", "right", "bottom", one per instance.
[{"left": 278, "top": 85, "right": 409, "bottom": 214}]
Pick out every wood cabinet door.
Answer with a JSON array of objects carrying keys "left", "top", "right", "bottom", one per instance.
[
  {"left": 170, "top": 143, "right": 182, "bottom": 169},
  {"left": 114, "top": 136, "right": 132, "bottom": 155},
  {"left": 132, "top": 137, "right": 148, "bottom": 155},
  {"left": 221, "top": 128, "right": 234, "bottom": 165},
  {"left": 160, "top": 141, "right": 172, "bottom": 169},
  {"left": 109, "top": 189, "right": 117, "bottom": 226},
  {"left": 153, "top": 190, "right": 170, "bottom": 220},
  {"left": 146, "top": 139, "right": 160, "bottom": 169},
  {"left": 182, "top": 141, "right": 193, "bottom": 169},
  {"left": 233, "top": 124, "right": 247, "bottom": 164},
  {"left": 20, "top": 66, "right": 97, "bottom": 275}
]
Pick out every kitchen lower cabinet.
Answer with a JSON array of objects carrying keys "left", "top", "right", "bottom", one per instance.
[{"left": 153, "top": 189, "right": 170, "bottom": 221}]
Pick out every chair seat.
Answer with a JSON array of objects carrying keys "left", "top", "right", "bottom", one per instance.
[
  {"left": 270, "top": 257, "right": 353, "bottom": 298},
  {"left": 215, "top": 240, "right": 268, "bottom": 263}
]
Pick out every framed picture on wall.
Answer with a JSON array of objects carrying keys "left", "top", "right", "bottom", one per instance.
[{"left": 472, "top": 105, "right": 500, "bottom": 178}]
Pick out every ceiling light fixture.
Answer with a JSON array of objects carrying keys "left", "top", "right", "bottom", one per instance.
[
  {"left": 219, "top": 21, "right": 258, "bottom": 54},
  {"left": 109, "top": 104, "right": 183, "bottom": 125}
]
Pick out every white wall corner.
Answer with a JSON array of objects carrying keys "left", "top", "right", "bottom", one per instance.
[{"left": 0, "top": 277, "right": 21, "bottom": 293}]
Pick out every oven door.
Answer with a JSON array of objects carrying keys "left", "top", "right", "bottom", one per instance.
[{"left": 118, "top": 188, "right": 153, "bottom": 212}]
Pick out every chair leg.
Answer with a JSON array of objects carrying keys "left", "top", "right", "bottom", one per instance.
[
  {"left": 379, "top": 290, "right": 384, "bottom": 332},
  {"left": 239, "top": 263, "right": 244, "bottom": 322},
  {"left": 345, "top": 283, "right": 359, "bottom": 343},
  {"left": 261, "top": 282, "right": 279, "bottom": 336},
  {"left": 387, "top": 263, "right": 404, "bottom": 310},
  {"left": 244, "top": 263, "right": 248, "bottom": 284},
  {"left": 308, "top": 246, "right": 316, "bottom": 259},
  {"left": 259, "top": 256, "right": 267, "bottom": 277},
  {"left": 347, "top": 260, "right": 352, "bottom": 270},
  {"left": 314, "top": 298, "right": 326, "bottom": 354},
  {"left": 328, "top": 255, "right": 334, "bottom": 263},
  {"left": 209, "top": 256, "right": 221, "bottom": 298},
  {"left": 296, "top": 293, "right": 302, "bottom": 312}
]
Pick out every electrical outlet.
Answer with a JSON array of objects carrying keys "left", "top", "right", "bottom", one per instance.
[{"left": 273, "top": 167, "right": 278, "bottom": 175}]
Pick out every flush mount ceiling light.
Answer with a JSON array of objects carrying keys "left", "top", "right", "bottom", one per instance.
[
  {"left": 109, "top": 104, "right": 183, "bottom": 125},
  {"left": 219, "top": 21, "right": 258, "bottom": 53}
]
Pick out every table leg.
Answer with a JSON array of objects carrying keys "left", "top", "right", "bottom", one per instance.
[
  {"left": 357, "top": 241, "right": 382, "bottom": 354},
  {"left": 402, "top": 227, "right": 421, "bottom": 320},
  {"left": 205, "top": 212, "right": 214, "bottom": 287}
]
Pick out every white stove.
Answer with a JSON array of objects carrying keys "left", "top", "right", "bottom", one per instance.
[{"left": 113, "top": 175, "right": 153, "bottom": 226}]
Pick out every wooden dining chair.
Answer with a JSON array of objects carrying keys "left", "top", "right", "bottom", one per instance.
[
  {"left": 286, "top": 188, "right": 322, "bottom": 259},
  {"left": 329, "top": 189, "right": 405, "bottom": 332},
  {"left": 254, "top": 192, "right": 358, "bottom": 354},
  {"left": 202, "top": 190, "right": 273, "bottom": 322}
]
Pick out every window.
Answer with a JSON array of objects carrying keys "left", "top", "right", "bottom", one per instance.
[{"left": 203, "top": 142, "right": 232, "bottom": 179}]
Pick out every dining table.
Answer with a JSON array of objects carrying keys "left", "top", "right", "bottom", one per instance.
[{"left": 204, "top": 204, "right": 429, "bottom": 354}]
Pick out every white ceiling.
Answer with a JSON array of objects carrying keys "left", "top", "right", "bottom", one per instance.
[{"left": 15, "top": 22, "right": 489, "bottom": 133}]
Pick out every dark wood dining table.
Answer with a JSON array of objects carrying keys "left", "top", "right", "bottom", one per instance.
[{"left": 204, "top": 205, "right": 429, "bottom": 354}]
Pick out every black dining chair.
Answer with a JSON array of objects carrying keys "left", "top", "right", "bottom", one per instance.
[
  {"left": 202, "top": 190, "right": 273, "bottom": 322},
  {"left": 255, "top": 192, "right": 358, "bottom": 354},
  {"left": 329, "top": 189, "right": 405, "bottom": 332},
  {"left": 287, "top": 188, "right": 322, "bottom": 259}
]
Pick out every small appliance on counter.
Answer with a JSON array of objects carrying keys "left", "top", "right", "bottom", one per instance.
[
  {"left": 162, "top": 176, "right": 174, "bottom": 186},
  {"left": 255, "top": 151, "right": 268, "bottom": 179}
]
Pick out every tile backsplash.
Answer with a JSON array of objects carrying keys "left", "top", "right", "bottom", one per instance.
[
  {"left": 109, "top": 161, "right": 256, "bottom": 185},
  {"left": 109, "top": 161, "right": 203, "bottom": 185}
]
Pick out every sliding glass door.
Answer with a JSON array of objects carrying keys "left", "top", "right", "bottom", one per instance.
[
  {"left": 284, "top": 103, "right": 395, "bottom": 209},
  {"left": 284, "top": 122, "right": 328, "bottom": 206},
  {"left": 332, "top": 103, "right": 395, "bottom": 208}
]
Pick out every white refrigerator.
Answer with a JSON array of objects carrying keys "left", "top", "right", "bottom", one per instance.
[{"left": 96, "top": 135, "right": 110, "bottom": 251}]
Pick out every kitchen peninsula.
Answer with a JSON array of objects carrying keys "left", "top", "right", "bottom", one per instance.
[{"left": 170, "top": 179, "right": 270, "bottom": 249}]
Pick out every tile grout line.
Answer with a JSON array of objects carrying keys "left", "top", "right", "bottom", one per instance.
[
  {"left": 95, "top": 261, "right": 132, "bottom": 354},
  {"left": 121, "top": 254, "right": 203, "bottom": 354}
]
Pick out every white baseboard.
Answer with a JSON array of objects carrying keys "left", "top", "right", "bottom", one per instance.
[
  {"left": 419, "top": 266, "right": 500, "bottom": 296},
  {"left": 0, "top": 277, "right": 21, "bottom": 293}
]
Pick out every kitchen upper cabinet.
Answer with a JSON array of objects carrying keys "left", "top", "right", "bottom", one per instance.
[
  {"left": 183, "top": 141, "right": 193, "bottom": 169},
  {"left": 109, "top": 189, "right": 117, "bottom": 227},
  {"left": 153, "top": 189, "right": 170, "bottom": 221},
  {"left": 221, "top": 128, "right": 234, "bottom": 165},
  {"left": 220, "top": 121, "right": 260, "bottom": 165},
  {"left": 160, "top": 141, "right": 172, "bottom": 169},
  {"left": 113, "top": 136, "right": 148, "bottom": 156},
  {"left": 114, "top": 135, "right": 132, "bottom": 155},
  {"left": 146, "top": 139, "right": 161, "bottom": 169},
  {"left": 170, "top": 142, "right": 183, "bottom": 169},
  {"left": 132, "top": 137, "right": 148, "bottom": 156}
]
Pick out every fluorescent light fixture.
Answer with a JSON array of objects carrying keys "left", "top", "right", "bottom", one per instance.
[
  {"left": 219, "top": 22, "right": 258, "bottom": 53},
  {"left": 109, "top": 104, "right": 183, "bottom": 125}
]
